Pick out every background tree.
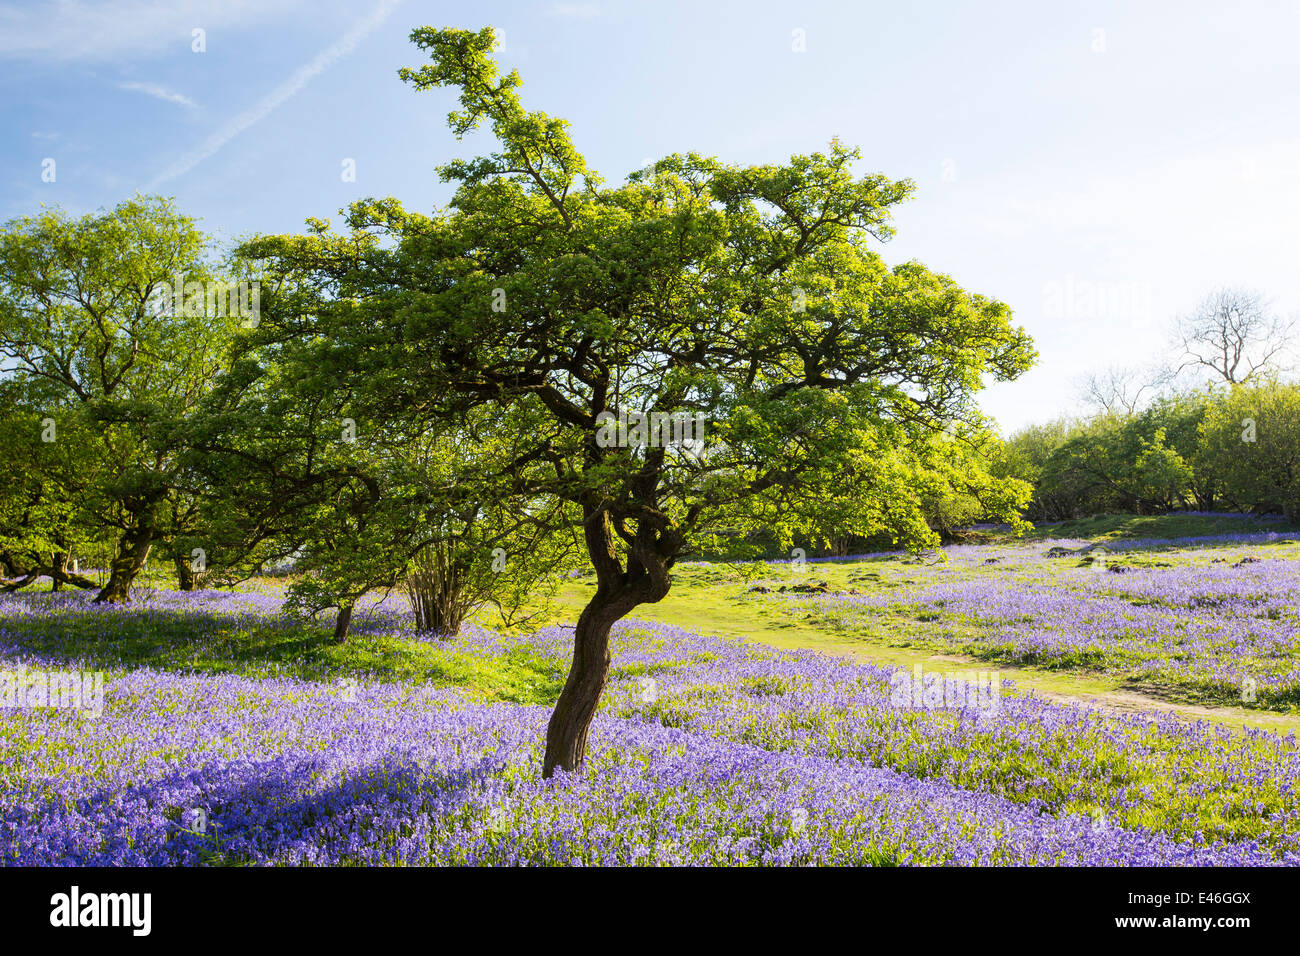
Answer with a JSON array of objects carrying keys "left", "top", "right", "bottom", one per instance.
[
  {"left": 1173, "top": 287, "right": 1294, "bottom": 385},
  {"left": 1132, "top": 427, "right": 1193, "bottom": 513},
  {"left": 0, "top": 377, "right": 100, "bottom": 591},
  {"left": 915, "top": 429, "right": 1029, "bottom": 539},
  {"left": 188, "top": 229, "right": 579, "bottom": 643},
  {"left": 1077, "top": 364, "right": 1169, "bottom": 416},
  {"left": 1156, "top": 391, "right": 1217, "bottom": 511},
  {"left": 1199, "top": 379, "right": 1300, "bottom": 519},
  {"left": 0, "top": 197, "right": 237, "bottom": 601}
]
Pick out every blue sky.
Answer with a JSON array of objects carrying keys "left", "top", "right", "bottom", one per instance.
[{"left": 4, "top": 0, "right": 1299, "bottom": 433}]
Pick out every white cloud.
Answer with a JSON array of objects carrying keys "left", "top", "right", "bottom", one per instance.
[
  {"left": 118, "top": 80, "right": 196, "bottom": 108},
  {"left": 0, "top": 0, "right": 304, "bottom": 61},
  {"left": 143, "top": 0, "right": 402, "bottom": 189}
]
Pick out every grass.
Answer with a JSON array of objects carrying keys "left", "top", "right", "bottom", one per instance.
[{"left": 1018, "top": 511, "right": 1297, "bottom": 542}]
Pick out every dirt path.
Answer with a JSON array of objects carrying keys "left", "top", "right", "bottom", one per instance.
[
  {"left": 872, "top": 648, "right": 1300, "bottom": 733},
  {"left": 914, "top": 650, "right": 1300, "bottom": 729},
  {"left": 552, "top": 581, "right": 1300, "bottom": 736},
  {"left": 1022, "top": 683, "right": 1300, "bottom": 732}
]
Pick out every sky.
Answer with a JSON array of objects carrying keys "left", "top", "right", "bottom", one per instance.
[{"left": 3, "top": 0, "right": 1299, "bottom": 433}]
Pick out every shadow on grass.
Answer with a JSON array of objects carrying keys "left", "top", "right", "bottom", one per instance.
[
  {"left": 8, "top": 744, "right": 521, "bottom": 865},
  {"left": 0, "top": 589, "right": 563, "bottom": 706},
  {"left": 1121, "top": 675, "right": 1300, "bottom": 712}
]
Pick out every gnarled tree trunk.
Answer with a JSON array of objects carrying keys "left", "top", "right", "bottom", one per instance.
[
  {"left": 542, "top": 505, "right": 673, "bottom": 778},
  {"left": 1, "top": 552, "right": 97, "bottom": 593},
  {"left": 51, "top": 565, "right": 98, "bottom": 590},
  {"left": 50, "top": 552, "right": 69, "bottom": 592},
  {"left": 95, "top": 524, "right": 154, "bottom": 604},
  {"left": 174, "top": 552, "right": 197, "bottom": 591},
  {"left": 542, "top": 593, "right": 623, "bottom": 776}
]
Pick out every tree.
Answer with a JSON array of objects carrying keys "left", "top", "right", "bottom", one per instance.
[
  {"left": 0, "top": 378, "right": 101, "bottom": 591},
  {"left": 916, "top": 430, "right": 1030, "bottom": 539},
  {"left": 1078, "top": 364, "right": 1169, "bottom": 416},
  {"left": 994, "top": 420, "right": 1086, "bottom": 521},
  {"left": 1150, "top": 391, "right": 1217, "bottom": 511},
  {"left": 1199, "top": 379, "right": 1300, "bottom": 519},
  {"left": 1132, "top": 427, "right": 1193, "bottom": 512},
  {"left": 236, "top": 26, "right": 1034, "bottom": 776},
  {"left": 1050, "top": 415, "right": 1146, "bottom": 514},
  {"left": 0, "top": 197, "right": 239, "bottom": 602},
  {"left": 1174, "top": 287, "right": 1294, "bottom": 385}
]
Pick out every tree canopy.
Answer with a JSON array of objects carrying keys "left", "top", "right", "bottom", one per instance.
[
  {"left": 0, "top": 196, "right": 236, "bottom": 601},
  {"left": 227, "top": 26, "right": 1035, "bottom": 775}
]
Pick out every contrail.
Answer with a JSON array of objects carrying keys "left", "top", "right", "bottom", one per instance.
[
  {"left": 144, "top": 0, "right": 403, "bottom": 190},
  {"left": 119, "top": 81, "right": 198, "bottom": 109}
]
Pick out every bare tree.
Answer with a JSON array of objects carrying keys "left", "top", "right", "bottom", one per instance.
[
  {"left": 1173, "top": 287, "right": 1294, "bottom": 384},
  {"left": 1078, "top": 364, "right": 1170, "bottom": 416}
]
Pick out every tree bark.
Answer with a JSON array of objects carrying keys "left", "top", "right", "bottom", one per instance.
[
  {"left": 52, "top": 566, "right": 98, "bottom": 590},
  {"left": 50, "top": 552, "right": 68, "bottom": 592},
  {"left": 542, "top": 505, "right": 675, "bottom": 778},
  {"left": 94, "top": 525, "right": 154, "bottom": 604},
  {"left": 332, "top": 603, "right": 355, "bottom": 644},
  {"left": 542, "top": 593, "right": 623, "bottom": 776},
  {"left": 174, "top": 552, "right": 197, "bottom": 591},
  {"left": 406, "top": 544, "right": 466, "bottom": 636},
  {"left": 1, "top": 556, "right": 97, "bottom": 593}
]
